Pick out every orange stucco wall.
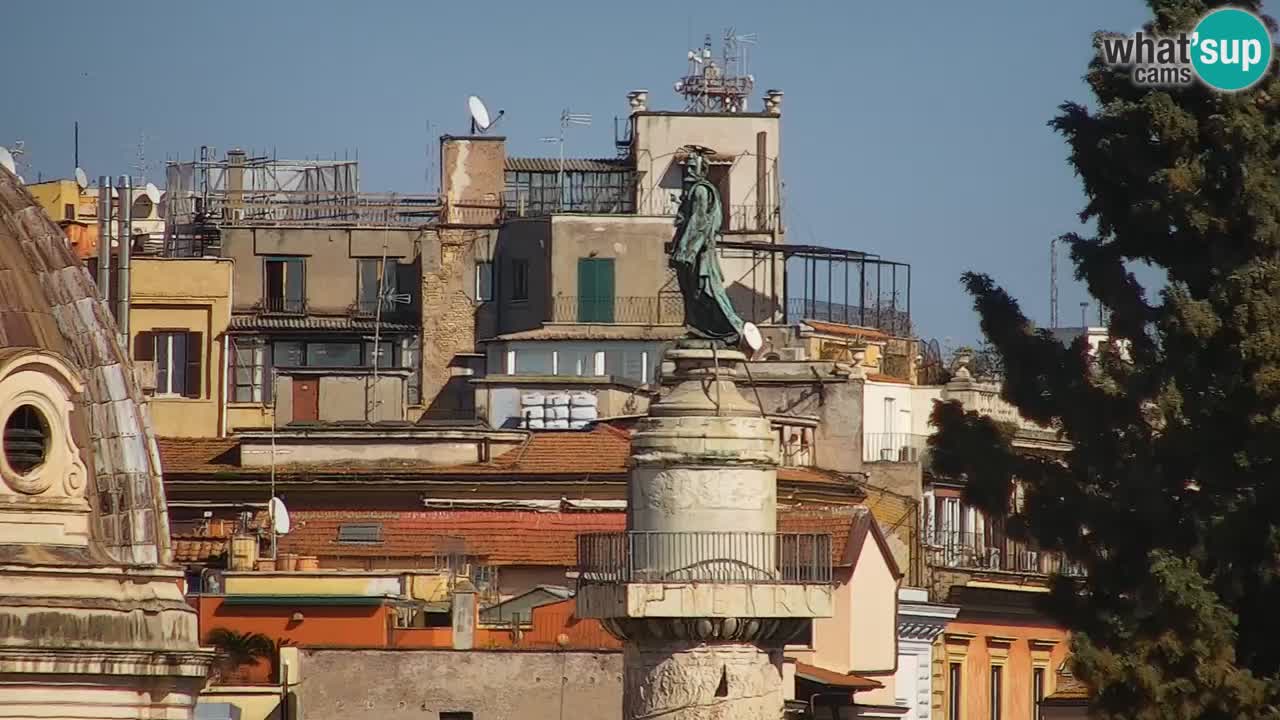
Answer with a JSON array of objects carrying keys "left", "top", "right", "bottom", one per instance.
[
  {"left": 197, "top": 596, "right": 392, "bottom": 649},
  {"left": 940, "top": 617, "right": 1070, "bottom": 720}
]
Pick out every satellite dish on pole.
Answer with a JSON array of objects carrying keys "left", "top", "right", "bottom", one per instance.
[
  {"left": 144, "top": 182, "right": 160, "bottom": 204},
  {"left": 269, "top": 497, "right": 291, "bottom": 535},
  {"left": 468, "top": 95, "right": 505, "bottom": 134},
  {"left": 0, "top": 147, "right": 14, "bottom": 175},
  {"left": 75, "top": 167, "right": 89, "bottom": 190}
]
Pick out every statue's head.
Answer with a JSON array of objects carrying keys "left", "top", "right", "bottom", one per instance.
[{"left": 683, "top": 153, "right": 709, "bottom": 183}]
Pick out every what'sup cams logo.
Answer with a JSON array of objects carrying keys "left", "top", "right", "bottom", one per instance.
[{"left": 1099, "top": 7, "right": 1273, "bottom": 91}]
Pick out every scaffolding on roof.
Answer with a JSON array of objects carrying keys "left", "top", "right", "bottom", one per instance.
[{"left": 162, "top": 147, "right": 442, "bottom": 256}]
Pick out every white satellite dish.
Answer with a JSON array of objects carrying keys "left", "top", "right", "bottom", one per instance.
[
  {"left": 74, "top": 167, "right": 88, "bottom": 189},
  {"left": 144, "top": 182, "right": 160, "bottom": 204},
  {"left": 269, "top": 497, "right": 291, "bottom": 535},
  {"left": 0, "top": 147, "right": 13, "bottom": 175},
  {"left": 468, "top": 95, "right": 492, "bottom": 132},
  {"left": 741, "top": 322, "right": 763, "bottom": 354}
]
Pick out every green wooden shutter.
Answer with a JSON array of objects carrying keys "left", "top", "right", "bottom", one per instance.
[{"left": 577, "top": 258, "right": 615, "bottom": 322}]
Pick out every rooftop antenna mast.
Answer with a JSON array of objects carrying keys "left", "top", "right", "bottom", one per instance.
[
  {"left": 675, "top": 29, "right": 756, "bottom": 113},
  {"left": 549, "top": 110, "right": 592, "bottom": 211}
]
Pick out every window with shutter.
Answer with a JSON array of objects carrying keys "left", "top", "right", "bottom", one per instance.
[
  {"left": 184, "top": 332, "right": 202, "bottom": 398},
  {"left": 149, "top": 331, "right": 201, "bottom": 397}
]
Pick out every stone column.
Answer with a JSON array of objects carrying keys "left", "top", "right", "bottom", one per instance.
[{"left": 578, "top": 341, "right": 833, "bottom": 720}]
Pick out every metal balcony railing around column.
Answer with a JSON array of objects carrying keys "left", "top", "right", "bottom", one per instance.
[
  {"left": 551, "top": 295, "right": 685, "bottom": 325},
  {"left": 863, "top": 433, "right": 932, "bottom": 464},
  {"left": 925, "top": 530, "right": 1085, "bottom": 577},
  {"left": 576, "top": 531, "right": 832, "bottom": 586}
]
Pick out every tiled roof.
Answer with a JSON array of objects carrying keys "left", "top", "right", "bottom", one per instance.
[
  {"left": 506, "top": 158, "right": 631, "bottom": 173},
  {"left": 258, "top": 506, "right": 878, "bottom": 568},
  {"left": 777, "top": 506, "right": 862, "bottom": 566},
  {"left": 228, "top": 315, "right": 417, "bottom": 333},
  {"left": 158, "top": 429, "right": 868, "bottom": 506},
  {"left": 275, "top": 509, "right": 627, "bottom": 565},
  {"left": 1043, "top": 666, "right": 1089, "bottom": 704},
  {"left": 172, "top": 536, "right": 229, "bottom": 564},
  {"left": 800, "top": 319, "right": 889, "bottom": 341},
  {"left": 488, "top": 425, "right": 632, "bottom": 475},
  {"left": 156, "top": 437, "right": 241, "bottom": 475},
  {"left": 158, "top": 425, "right": 634, "bottom": 479},
  {"left": 777, "top": 465, "right": 866, "bottom": 492},
  {"left": 865, "top": 373, "right": 911, "bottom": 385},
  {"left": 793, "top": 661, "right": 883, "bottom": 691}
]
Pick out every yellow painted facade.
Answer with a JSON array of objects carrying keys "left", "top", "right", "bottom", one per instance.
[{"left": 128, "top": 257, "right": 233, "bottom": 438}]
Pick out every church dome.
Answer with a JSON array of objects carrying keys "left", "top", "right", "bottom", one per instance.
[{"left": 0, "top": 166, "right": 171, "bottom": 566}]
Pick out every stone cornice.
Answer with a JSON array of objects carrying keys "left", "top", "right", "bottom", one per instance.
[
  {"left": 897, "top": 600, "right": 960, "bottom": 641},
  {"left": 0, "top": 648, "right": 215, "bottom": 677}
]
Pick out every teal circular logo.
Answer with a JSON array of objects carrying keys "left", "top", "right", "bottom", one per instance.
[{"left": 1191, "top": 8, "right": 1272, "bottom": 91}]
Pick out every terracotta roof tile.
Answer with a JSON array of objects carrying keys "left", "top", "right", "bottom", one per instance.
[
  {"left": 171, "top": 535, "right": 229, "bottom": 564},
  {"left": 276, "top": 510, "right": 627, "bottom": 566},
  {"left": 794, "top": 661, "right": 883, "bottom": 690},
  {"left": 1044, "top": 666, "right": 1089, "bottom": 703},
  {"left": 801, "top": 319, "right": 889, "bottom": 341},
  {"left": 156, "top": 437, "right": 240, "bottom": 474},
  {"left": 866, "top": 373, "right": 911, "bottom": 385},
  {"left": 777, "top": 506, "right": 862, "bottom": 566},
  {"left": 157, "top": 425, "right": 632, "bottom": 478},
  {"left": 160, "top": 428, "right": 866, "bottom": 503},
  {"left": 264, "top": 506, "right": 875, "bottom": 569}
]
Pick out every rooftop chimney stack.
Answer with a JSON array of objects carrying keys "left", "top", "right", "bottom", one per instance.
[
  {"left": 763, "top": 89, "right": 783, "bottom": 115},
  {"left": 627, "top": 90, "right": 649, "bottom": 113}
]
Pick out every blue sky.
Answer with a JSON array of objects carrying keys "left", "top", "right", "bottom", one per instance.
[{"left": 6, "top": 1, "right": 1220, "bottom": 344}]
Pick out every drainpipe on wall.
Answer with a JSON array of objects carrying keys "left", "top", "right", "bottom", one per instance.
[
  {"left": 116, "top": 175, "right": 132, "bottom": 348},
  {"left": 220, "top": 334, "right": 230, "bottom": 438},
  {"left": 96, "top": 176, "right": 110, "bottom": 303}
]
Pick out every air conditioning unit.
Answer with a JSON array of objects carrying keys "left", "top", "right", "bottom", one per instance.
[
  {"left": 777, "top": 347, "right": 807, "bottom": 361},
  {"left": 133, "top": 361, "right": 157, "bottom": 393}
]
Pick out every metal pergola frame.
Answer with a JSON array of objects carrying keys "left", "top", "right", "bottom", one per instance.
[{"left": 717, "top": 240, "right": 912, "bottom": 336}]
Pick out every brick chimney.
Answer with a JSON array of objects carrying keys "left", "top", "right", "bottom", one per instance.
[{"left": 439, "top": 135, "right": 506, "bottom": 225}]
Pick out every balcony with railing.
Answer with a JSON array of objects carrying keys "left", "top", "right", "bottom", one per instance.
[
  {"left": 550, "top": 295, "right": 685, "bottom": 325},
  {"left": 925, "top": 530, "right": 1085, "bottom": 577},
  {"left": 724, "top": 203, "right": 781, "bottom": 233},
  {"left": 864, "top": 432, "right": 932, "bottom": 465},
  {"left": 261, "top": 297, "right": 306, "bottom": 315},
  {"left": 576, "top": 531, "right": 832, "bottom": 586}
]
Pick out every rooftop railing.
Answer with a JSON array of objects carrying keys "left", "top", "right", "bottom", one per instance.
[
  {"left": 863, "top": 432, "right": 932, "bottom": 465},
  {"left": 550, "top": 295, "right": 685, "bottom": 325},
  {"left": 925, "top": 530, "right": 1085, "bottom": 577},
  {"left": 577, "top": 531, "right": 833, "bottom": 586}
]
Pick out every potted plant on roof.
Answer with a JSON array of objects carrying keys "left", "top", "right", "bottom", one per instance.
[{"left": 206, "top": 628, "right": 276, "bottom": 685}]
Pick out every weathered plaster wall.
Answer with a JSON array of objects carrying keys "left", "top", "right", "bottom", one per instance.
[{"left": 296, "top": 649, "right": 622, "bottom": 720}]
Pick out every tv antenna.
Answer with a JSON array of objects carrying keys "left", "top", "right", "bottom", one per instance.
[{"left": 468, "top": 95, "right": 505, "bottom": 134}]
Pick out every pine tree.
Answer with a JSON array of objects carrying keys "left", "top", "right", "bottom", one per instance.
[{"left": 929, "top": 2, "right": 1280, "bottom": 716}]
